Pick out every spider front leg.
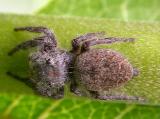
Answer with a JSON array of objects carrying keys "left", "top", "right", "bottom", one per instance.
[
  {"left": 6, "top": 71, "right": 35, "bottom": 88},
  {"left": 8, "top": 37, "right": 44, "bottom": 56},
  {"left": 14, "top": 26, "right": 57, "bottom": 46},
  {"left": 81, "top": 37, "right": 135, "bottom": 52},
  {"left": 70, "top": 32, "right": 105, "bottom": 54},
  {"left": 9, "top": 26, "right": 58, "bottom": 55}
]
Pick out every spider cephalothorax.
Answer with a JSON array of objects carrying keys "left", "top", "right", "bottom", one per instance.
[
  {"left": 8, "top": 27, "right": 73, "bottom": 99},
  {"left": 8, "top": 26, "right": 141, "bottom": 101}
]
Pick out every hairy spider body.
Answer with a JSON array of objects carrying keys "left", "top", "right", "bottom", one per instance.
[
  {"left": 7, "top": 26, "right": 142, "bottom": 101},
  {"left": 74, "top": 49, "right": 133, "bottom": 92},
  {"left": 29, "top": 49, "right": 73, "bottom": 98}
]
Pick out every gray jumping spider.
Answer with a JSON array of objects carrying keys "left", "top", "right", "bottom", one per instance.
[{"left": 7, "top": 26, "right": 141, "bottom": 100}]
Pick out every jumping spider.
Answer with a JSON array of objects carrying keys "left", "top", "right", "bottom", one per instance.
[{"left": 7, "top": 26, "right": 141, "bottom": 101}]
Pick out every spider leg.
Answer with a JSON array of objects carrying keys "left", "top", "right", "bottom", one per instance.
[
  {"left": 89, "top": 91, "right": 145, "bottom": 102},
  {"left": 81, "top": 37, "right": 135, "bottom": 52},
  {"left": 97, "top": 95, "right": 145, "bottom": 101},
  {"left": 51, "top": 86, "right": 65, "bottom": 99},
  {"left": 70, "top": 79, "right": 83, "bottom": 96},
  {"left": 70, "top": 32, "right": 105, "bottom": 54},
  {"left": 133, "top": 68, "right": 139, "bottom": 77},
  {"left": 6, "top": 71, "right": 35, "bottom": 88},
  {"left": 8, "top": 36, "right": 45, "bottom": 56},
  {"left": 69, "top": 65, "right": 84, "bottom": 96},
  {"left": 14, "top": 26, "right": 57, "bottom": 46}
]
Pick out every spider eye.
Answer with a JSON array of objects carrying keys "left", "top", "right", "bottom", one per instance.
[
  {"left": 43, "top": 43, "right": 53, "bottom": 51},
  {"left": 46, "top": 59, "right": 50, "bottom": 64}
]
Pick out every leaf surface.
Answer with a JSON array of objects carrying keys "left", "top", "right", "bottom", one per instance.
[
  {"left": 0, "top": 94, "right": 160, "bottom": 119},
  {"left": 0, "top": 14, "right": 160, "bottom": 119}
]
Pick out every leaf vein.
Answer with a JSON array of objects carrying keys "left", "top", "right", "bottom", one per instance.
[
  {"left": 114, "top": 105, "right": 135, "bottom": 119},
  {"left": 38, "top": 99, "right": 63, "bottom": 119},
  {"left": 2, "top": 95, "right": 23, "bottom": 117}
]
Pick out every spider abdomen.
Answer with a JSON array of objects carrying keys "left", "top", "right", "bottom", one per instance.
[{"left": 74, "top": 49, "right": 134, "bottom": 91}]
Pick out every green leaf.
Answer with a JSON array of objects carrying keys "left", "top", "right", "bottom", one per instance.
[
  {"left": 0, "top": 13, "right": 160, "bottom": 105},
  {"left": 0, "top": 13, "right": 160, "bottom": 118},
  {"left": 37, "top": 0, "right": 160, "bottom": 22},
  {"left": 0, "top": 94, "right": 160, "bottom": 119}
]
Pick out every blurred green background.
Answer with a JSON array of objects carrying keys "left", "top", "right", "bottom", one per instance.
[{"left": 0, "top": 0, "right": 159, "bottom": 22}]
